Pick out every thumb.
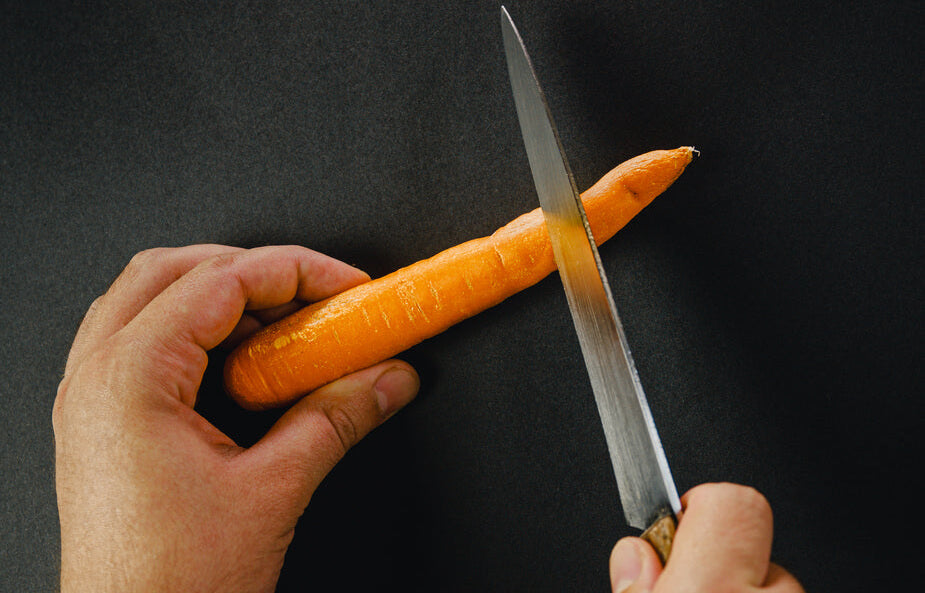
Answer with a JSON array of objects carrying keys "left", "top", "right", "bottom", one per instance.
[
  {"left": 245, "top": 360, "right": 419, "bottom": 505},
  {"left": 610, "top": 537, "right": 663, "bottom": 593}
]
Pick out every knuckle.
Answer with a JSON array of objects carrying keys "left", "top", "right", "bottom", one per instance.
[
  {"left": 191, "top": 252, "right": 247, "bottom": 290},
  {"left": 738, "top": 484, "right": 772, "bottom": 517},
  {"left": 321, "top": 403, "right": 361, "bottom": 454},
  {"left": 200, "top": 251, "right": 242, "bottom": 271},
  {"left": 126, "top": 247, "right": 168, "bottom": 272},
  {"left": 702, "top": 482, "right": 774, "bottom": 528},
  {"left": 112, "top": 247, "right": 169, "bottom": 291},
  {"left": 84, "top": 293, "right": 105, "bottom": 317},
  {"left": 73, "top": 293, "right": 107, "bottom": 336}
]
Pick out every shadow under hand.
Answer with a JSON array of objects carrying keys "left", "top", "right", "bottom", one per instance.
[{"left": 195, "top": 349, "right": 284, "bottom": 448}]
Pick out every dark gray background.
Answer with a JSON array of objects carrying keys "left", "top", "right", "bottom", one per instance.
[{"left": 2, "top": 1, "right": 921, "bottom": 591}]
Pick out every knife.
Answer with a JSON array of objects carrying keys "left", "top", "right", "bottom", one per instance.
[{"left": 501, "top": 7, "right": 681, "bottom": 563}]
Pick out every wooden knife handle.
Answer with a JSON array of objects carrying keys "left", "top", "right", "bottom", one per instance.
[{"left": 641, "top": 512, "right": 677, "bottom": 566}]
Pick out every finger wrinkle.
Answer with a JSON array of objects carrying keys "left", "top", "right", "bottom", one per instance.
[
  {"left": 169, "top": 257, "right": 252, "bottom": 350},
  {"left": 123, "top": 331, "right": 209, "bottom": 408},
  {"left": 212, "top": 249, "right": 300, "bottom": 311}
]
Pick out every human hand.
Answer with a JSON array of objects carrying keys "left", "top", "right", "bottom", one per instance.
[
  {"left": 53, "top": 245, "right": 420, "bottom": 593},
  {"left": 610, "top": 483, "right": 805, "bottom": 593}
]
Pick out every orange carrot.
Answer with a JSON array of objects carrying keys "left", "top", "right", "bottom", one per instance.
[{"left": 225, "top": 147, "right": 694, "bottom": 409}]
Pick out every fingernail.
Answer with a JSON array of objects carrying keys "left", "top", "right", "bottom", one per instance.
[
  {"left": 374, "top": 367, "right": 419, "bottom": 417},
  {"left": 612, "top": 539, "right": 643, "bottom": 593}
]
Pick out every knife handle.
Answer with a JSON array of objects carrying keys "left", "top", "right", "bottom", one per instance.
[{"left": 641, "top": 512, "right": 677, "bottom": 566}]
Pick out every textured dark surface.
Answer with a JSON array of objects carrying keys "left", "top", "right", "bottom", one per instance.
[{"left": 2, "top": 1, "right": 921, "bottom": 591}]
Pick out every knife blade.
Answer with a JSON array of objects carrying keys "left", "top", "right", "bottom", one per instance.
[{"left": 501, "top": 6, "right": 681, "bottom": 562}]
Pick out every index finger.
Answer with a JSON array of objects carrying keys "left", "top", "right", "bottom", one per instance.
[
  {"left": 661, "top": 483, "right": 775, "bottom": 588},
  {"left": 118, "top": 246, "right": 369, "bottom": 405}
]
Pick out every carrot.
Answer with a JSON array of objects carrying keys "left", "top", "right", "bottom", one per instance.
[{"left": 225, "top": 147, "right": 694, "bottom": 409}]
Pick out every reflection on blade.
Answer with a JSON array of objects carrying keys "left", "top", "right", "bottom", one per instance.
[{"left": 501, "top": 6, "right": 680, "bottom": 529}]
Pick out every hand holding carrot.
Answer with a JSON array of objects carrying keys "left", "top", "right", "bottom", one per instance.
[{"left": 53, "top": 245, "right": 420, "bottom": 593}]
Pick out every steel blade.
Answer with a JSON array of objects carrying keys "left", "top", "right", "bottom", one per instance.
[{"left": 501, "top": 6, "right": 680, "bottom": 530}]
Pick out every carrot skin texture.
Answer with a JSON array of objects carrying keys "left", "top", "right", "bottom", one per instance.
[{"left": 225, "top": 147, "right": 694, "bottom": 409}]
